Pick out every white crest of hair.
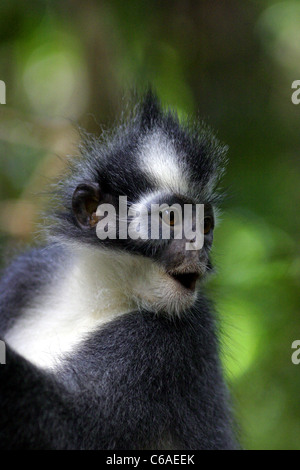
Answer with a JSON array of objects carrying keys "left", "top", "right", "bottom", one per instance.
[
  {"left": 5, "top": 241, "right": 196, "bottom": 370},
  {"left": 140, "top": 130, "right": 189, "bottom": 195}
]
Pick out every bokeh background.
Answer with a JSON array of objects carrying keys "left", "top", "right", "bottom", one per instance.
[{"left": 0, "top": 0, "right": 299, "bottom": 449}]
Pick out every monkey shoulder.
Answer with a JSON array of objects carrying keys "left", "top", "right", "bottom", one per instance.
[{"left": 0, "top": 243, "right": 67, "bottom": 334}]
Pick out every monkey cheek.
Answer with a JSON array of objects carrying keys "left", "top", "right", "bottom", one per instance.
[{"left": 134, "top": 275, "right": 198, "bottom": 315}]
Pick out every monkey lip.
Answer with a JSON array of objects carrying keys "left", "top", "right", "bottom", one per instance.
[{"left": 169, "top": 272, "right": 199, "bottom": 291}]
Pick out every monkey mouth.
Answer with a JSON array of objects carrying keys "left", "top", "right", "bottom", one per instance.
[{"left": 169, "top": 272, "right": 199, "bottom": 291}]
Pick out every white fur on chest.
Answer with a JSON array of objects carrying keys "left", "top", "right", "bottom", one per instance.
[
  {"left": 5, "top": 241, "right": 196, "bottom": 370},
  {"left": 5, "top": 246, "right": 135, "bottom": 370}
]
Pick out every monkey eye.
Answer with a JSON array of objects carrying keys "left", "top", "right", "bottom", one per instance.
[
  {"left": 203, "top": 216, "right": 213, "bottom": 234},
  {"left": 159, "top": 207, "right": 180, "bottom": 227}
]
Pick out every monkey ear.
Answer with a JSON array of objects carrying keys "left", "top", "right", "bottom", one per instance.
[{"left": 72, "top": 182, "right": 101, "bottom": 229}]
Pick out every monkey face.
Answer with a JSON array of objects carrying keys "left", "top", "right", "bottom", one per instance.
[
  {"left": 70, "top": 184, "right": 215, "bottom": 315},
  {"left": 125, "top": 199, "right": 215, "bottom": 314},
  {"left": 53, "top": 92, "right": 225, "bottom": 315}
]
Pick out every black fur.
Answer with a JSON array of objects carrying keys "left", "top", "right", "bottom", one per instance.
[
  {"left": 0, "top": 92, "right": 237, "bottom": 450},
  {"left": 0, "top": 302, "right": 236, "bottom": 450},
  {"left": 0, "top": 244, "right": 67, "bottom": 334}
]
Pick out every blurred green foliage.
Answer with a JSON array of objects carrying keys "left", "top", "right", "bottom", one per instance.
[{"left": 0, "top": 0, "right": 299, "bottom": 449}]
